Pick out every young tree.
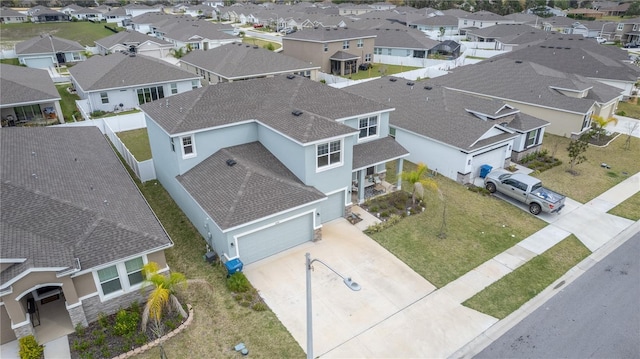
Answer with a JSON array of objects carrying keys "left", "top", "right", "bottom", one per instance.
[
  {"left": 140, "top": 262, "right": 188, "bottom": 333},
  {"left": 566, "top": 134, "right": 589, "bottom": 173},
  {"left": 401, "top": 162, "right": 437, "bottom": 204},
  {"left": 590, "top": 114, "right": 618, "bottom": 142}
]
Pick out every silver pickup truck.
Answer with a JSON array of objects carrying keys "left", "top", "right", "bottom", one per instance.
[{"left": 484, "top": 170, "right": 566, "bottom": 215}]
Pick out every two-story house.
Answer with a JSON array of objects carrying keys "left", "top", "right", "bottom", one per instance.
[
  {"left": 614, "top": 17, "right": 640, "bottom": 44},
  {"left": 283, "top": 28, "right": 376, "bottom": 76},
  {"left": 140, "top": 75, "right": 408, "bottom": 265}
]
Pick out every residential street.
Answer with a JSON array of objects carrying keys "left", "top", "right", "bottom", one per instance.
[{"left": 474, "top": 231, "right": 640, "bottom": 359}]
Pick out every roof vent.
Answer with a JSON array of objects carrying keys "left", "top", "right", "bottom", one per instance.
[
  {"left": 406, "top": 81, "right": 415, "bottom": 86},
  {"left": 540, "top": 45, "right": 546, "bottom": 48},
  {"left": 226, "top": 159, "right": 237, "bottom": 167},
  {"left": 564, "top": 47, "right": 570, "bottom": 49},
  {"left": 424, "top": 86, "right": 432, "bottom": 90},
  {"left": 286, "top": 74, "right": 296, "bottom": 79},
  {"left": 515, "top": 60, "right": 522, "bottom": 63},
  {"left": 389, "top": 78, "right": 397, "bottom": 82},
  {"left": 292, "top": 109, "right": 303, "bottom": 116},
  {"left": 578, "top": 38, "right": 584, "bottom": 40}
]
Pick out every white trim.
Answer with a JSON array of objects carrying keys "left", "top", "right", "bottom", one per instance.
[
  {"left": 1, "top": 267, "right": 68, "bottom": 290},
  {"left": 11, "top": 319, "right": 31, "bottom": 330},
  {"left": 0, "top": 258, "right": 26, "bottom": 263},
  {"left": 222, "top": 197, "right": 326, "bottom": 233},
  {"left": 14, "top": 283, "right": 64, "bottom": 301},
  {"left": 180, "top": 134, "right": 197, "bottom": 159},
  {"left": 78, "top": 292, "right": 100, "bottom": 302},
  {"left": 351, "top": 153, "right": 409, "bottom": 172},
  {"left": 325, "top": 186, "right": 349, "bottom": 208},
  {"left": 66, "top": 300, "right": 83, "bottom": 310},
  {"left": 315, "top": 139, "right": 344, "bottom": 173},
  {"left": 92, "top": 255, "right": 148, "bottom": 302}
]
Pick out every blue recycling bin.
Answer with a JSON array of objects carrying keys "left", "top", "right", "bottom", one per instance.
[
  {"left": 479, "top": 164, "right": 493, "bottom": 179},
  {"left": 225, "top": 258, "right": 244, "bottom": 276}
]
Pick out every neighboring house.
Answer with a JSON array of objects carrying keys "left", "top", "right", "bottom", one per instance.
[
  {"left": 541, "top": 16, "right": 587, "bottom": 34},
  {"left": 0, "top": 7, "right": 27, "bottom": 23},
  {"left": 503, "top": 13, "right": 542, "bottom": 28},
  {"left": 283, "top": 27, "right": 376, "bottom": 76},
  {"left": 179, "top": 42, "right": 320, "bottom": 83},
  {"left": 370, "top": 27, "right": 441, "bottom": 60},
  {"left": 408, "top": 14, "right": 459, "bottom": 37},
  {"left": 124, "top": 4, "right": 164, "bottom": 18},
  {"left": 599, "top": 2, "right": 630, "bottom": 17},
  {"left": 68, "top": 52, "right": 201, "bottom": 113},
  {"left": 15, "top": 35, "right": 85, "bottom": 69},
  {"left": 597, "top": 21, "right": 618, "bottom": 41},
  {"left": 60, "top": 4, "right": 104, "bottom": 21},
  {"left": 493, "top": 29, "right": 548, "bottom": 51},
  {"left": 105, "top": 7, "right": 129, "bottom": 26},
  {"left": 613, "top": 17, "right": 640, "bottom": 43},
  {"left": 466, "top": 24, "right": 547, "bottom": 43},
  {"left": 338, "top": 3, "right": 376, "bottom": 16},
  {"left": 184, "top": 5, "right": 217, "bottom": 18},
  {"left": 26, "top": 5, "right": 69, "bottom": 22},
  {"left": 94, "top": 30, "right": 173, "bottom": 59},
  {"left": 499, "top": 35, "right": 640, "bottom": 97},
  {"left": 456, "top": 10, "right": 514, "bottom": 34},
  {"left": 525, "top": 6, "right": 566, "bottom": 17},
  {"left": 370, "top": 2, "right": 396, "bottom": 11},
  {"left": 567, "top": 8, "right": 605, "bottom": 19},
  {"left": 434, "top": 58, "right": 623, "bottom": 137},
  {"left": 154, "top": 19, "right": 238, "bottom": 51},
  {"left": 0, "top": 64, "right": 63, "bottom": 127},
  {"left": 344, "top": 78, "right": 549, "bottom": 183},
  {"left": 0, "top": 126, "right": 173, "bottom": 345},
  {"left": 140, "top": 75, "right": 409, "bottom": 265}
]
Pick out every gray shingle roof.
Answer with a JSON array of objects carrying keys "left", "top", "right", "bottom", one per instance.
[
  {"left": 352, "top": 136, "right": 409, "bottom": 170},
  {"left": 1, "top": 127, "right": 172, "bottom": 286},
  {"left": 343, "top": 78, "right": 523, "bottom": 151},
  {"left": 285, "top": 27, "right": 376, "bottom": 42},
  {"left": 68, "top": 52, "right": 200, "bottom": 92},
  {"left": 467, "top": 24, "right": 546, "bottom": 40},
  {"left": 179, "top": 42, "right": 319, "bottom": 80},
  {"left": 153, "top": 17, "right": 235, "bottom": 41},
  {"left": 369, "top": 27, "right": 439, "bottom": 49},
  {"left": 141, "top": 75, "right": 390, "bottom": 143},
  {"left": 15, "top": 35, "right": 84, "bottom": 55},
  {"left": 0, "top": 7, "right": 25, "bottom": 16},
  {"left": 498, "top": 35, "right": 640, "bottom": 82},
  {"left": 434, "top": 58, "right": 622, "bottom": 114},
  {"left": 0, "top": 64, "right": 60, "bottom": 106},
  {"left": 177, "top": 141, "right": 325, "bottom": 230},
  {"left": 95, "top": 30, "right": 172, "bottom": 49},
  {"left": 330, "top": 50, "right": 360, "bottom": 60},
  {"left": 408, "top": 14, "right": 459, "bottom": 27}
]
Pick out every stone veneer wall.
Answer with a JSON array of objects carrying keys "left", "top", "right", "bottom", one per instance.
[
  {"left": 511, "top": 144, "right": 541, "bottom": 162},
  {"left": 81, "top": 289, "right": 148, "bottom": 324},
  {"left": 13, "top": 321, "right": 34, "bottom": 340},
  {"left": 344, "top": 204, "right": 352, "bottom": 218},
  {"left": 313, "top": 228, "right": 322, "bottom": 242},
  {"left": 457, "top": 171, "right": 471, "bottom": 184},
  {"left": 67, "top": 304, "right": 88, "bottom": 328}
]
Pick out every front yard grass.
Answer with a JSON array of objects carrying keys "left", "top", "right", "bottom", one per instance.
[
  {"left": 616, "top": 100, "right": 640, "bottom": 119},
  {"left": 117, "top": 128, "right": 152, "bottom": 161},
  {"left": 242, "top": 37, "right": 281, "bottom": 51},
  {"left": 132, "top": 179, "right": 304, "bottom": 359},
  {"left": 55, "top": 84, "right": 80, "bottom": 123},
  {"left": 0, "top": 21, "right": 116, "bottom": 47},
  {"left": 463, "top": 235, "right": 591, "bottom": 319},
  {"left": 530, "top": 133, "right": 640, "bottom": 203},
  {"left": 343, "top": 63, "right": 422, "bottom": 80},
  {"left": 370, "top": 163, "right": 547, "bottom": 288},
  {"left": 608, "top": 192, "right": 640, "bottom": 221}
]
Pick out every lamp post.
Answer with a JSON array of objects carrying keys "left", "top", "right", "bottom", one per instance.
[
  {"left": 305, "top": 253, "right": 360, "bottom": 359},
  {"left": 272, "top": 12, "right": 279, "bottom": 32}
]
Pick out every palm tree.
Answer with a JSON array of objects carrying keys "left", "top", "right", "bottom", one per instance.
[
  {"left": 590, "top": 114, "right": 618, "bottom": 142},
  {"left": 140, "top": 262, "right": 188, "bottom": 333},
  {"left": 401, "top": 162, "right": 437, "bottom": 204}
]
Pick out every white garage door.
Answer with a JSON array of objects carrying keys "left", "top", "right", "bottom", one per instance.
[
  {"left": 321, "top": 191, "right": 345, "bottom": 223},
  {"left": 24, "top": 57, "right": 54, "bottom": 69},
  {"left": 472, "top": 145, "right": 507, "bottom": 178},
  {"left": 238, "top": 213, "right": 313, "bottom": 264}
]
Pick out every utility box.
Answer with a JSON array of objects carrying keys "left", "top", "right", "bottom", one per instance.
[
  {"left": 225, "top": 258, "right": 244, "bottom": 277},
  {"left": 204, "top": 251, "right": 218, "bottom": 264},
  {"left": 480, "top": 164, "right": 493, "bottom": 179}
]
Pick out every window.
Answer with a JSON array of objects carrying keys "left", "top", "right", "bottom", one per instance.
[
  {"left": 365, "top": 53, "right": 371, "bottom": 62},
  {"left": 525, "top": 129, "right": 540, "bottom": 147},
  {"left": 387, "top": 49, "right": 392, "bottom": 55},
  {"left": 14, "top": 104, "right": 42, "bottom": 122},
  {"left": 137, "top": 86, "right": 165, "bottom": 104},
  {"left": 582, "top": 112, "right": 592, "bottom": 130},
  {"left": 617, "top": 23, "right": 624, "bottom": 31},
  {"left": 389, "top": 127, "right": 396, "bottom": 138},
  {"left": 323, "top": 43, "right": 328, "bottom": 52},
  {"left": 357, "top": 39, "right": 363, "bottom": 48},
  {"left": 125, "top": 257, "right": 144, "bottom": 286},
  {"left": 100, "top": 92, "right": 109, "bottom": 104},
  {"left": 191, "top": 80, "right": 199, "bottom": 89},
  {"left": 358, "top": 116, "right": 378, "bottom": 139},
  {"left": 374, "top": 47, "right": 381, "bottom": 55},
  {"left": 463, "top": 20, "right": 467, "bottom": 25},
  {"left": 182, "top": 135, "right": 195, "bottom": 157},
  {"left": 170, "top": 83, "right": 178, "bottom": 94},
  {"left": 170, "top": 138, "right": 175, "bottom": 151},
  {"left": 316, "top": 140, "right": 341, "bottom": 169},
  {"left": 97, "top": 265, "right": 122, "bottom": 295},
  {"left": 342, "top": 40, "right": 349, "bottom": 49},
  {"left": 72, "top": 52, "right": 81, "bottom": 61},
  {"left": 406, "top": 49, "right": 411, "bottom": 56}
]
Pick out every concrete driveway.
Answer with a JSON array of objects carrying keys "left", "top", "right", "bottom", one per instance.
[{"left": 243, "top": 219, "right": 497, "bottom": 358}]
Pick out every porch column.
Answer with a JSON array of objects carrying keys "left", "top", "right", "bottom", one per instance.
[
  {"left": 358, "top": 170, "right": 366, "bottom": 203},
  {"left": 4, "top": 298, "right": 34, "bottom": 340},
  {"left": 396, "top": 158, "right": 404, "bottom": 191}
]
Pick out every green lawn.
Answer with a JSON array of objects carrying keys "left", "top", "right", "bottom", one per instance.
[
  {"left": 117, "top": 128, "right": 152, "bottom": 161},
  {"left": 370, "top": 162, "right": 547, "bottom": 288},
  {"left": 343, "top": 63, "right": 422, "bottom": 80},
  {"left": 55, "top": 84, "right": 80, "bottom": 123},
  {"left": 616, "top": 100, "right": 640, "bottom": 119},
  {"left": 242, "top": 37, "right": 281, "bottom": 51},
  {"left": 532, "top": 133, "right": 640, "bottom": 203},
  {"left": 463, "top": 235, "right": 591, "bottom": 319},
  {"left": 0, "top": 58, "right": 20, "bottom": 65},
  {"left": 608, "top": 192, "right": 640, "bottom": 221},
  {"left": 0, "top": 21, "right": 116, "bottom": 47}
]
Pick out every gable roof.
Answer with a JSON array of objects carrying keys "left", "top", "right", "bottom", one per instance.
[
  {"left": 0, "top": 64, "right": 60, "bottom": 106},
  {"left": 408, "top": 14, "right": 459, "bottom": 27},
  {"left": 285, "top": 27, "right": 377, "bottom": 42},
  {"left": 157, "top": 19, "right": 237, "bottom": 42},
  {"left": 434, "top": 58, "right": 623, "bottom": 113},
  {"left": 369, "top": 27, "right": 440, "bottom": 49},
  {"left": 95, "top": 30, "right": 173, "bottom": 49},
  {"left": 15, "top": 35, "right": 84, "bottom": 55},
  {"left": 467, "top": 23, "right": 546, "bottom": 39},
  {"left": 1, "top": 127, "right": 172, "bottom": 287},
  {"left": 179, "top": 42, "right": 319, "bottom": 80},
  {"left": 68, "top": 52, "right": 200, "bottom": 92},
  {"left": 177, "top": 141, "right": 325, "bottom": 231},
  {"left": 343, "top": 78, "right": 523, "bottom": 151},
  {"left": 141, "top": 75, "right": 391, "bottom": 143},
  {"left": 0, "top": 7, "right": 25, "bottom": 17}
]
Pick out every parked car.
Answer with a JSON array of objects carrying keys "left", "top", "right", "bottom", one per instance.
[
  {"left": 253, "top": 24, "right": 264, "bottom": 28},
  {"left": 359, "top": 63, "right": 372, "bottom": 70},
  {"left": 484, "top": 170, "right": 566, "bottom": 215},
  {"left": 624, "top": 42, "right": 639, "bottom": 48},
  {"left": 596, "top": 37, "right": 606, "bottom": 44},
  {"left": 284, "top": 28, "right": 296, "bottom": 34}
]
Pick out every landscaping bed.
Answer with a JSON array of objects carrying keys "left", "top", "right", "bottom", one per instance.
[
  {"left": 516, "top": 148, "right": 562, "bottom": 173},
  {"left": 360, "top": 191, "right": 425, "bottom": 220}
]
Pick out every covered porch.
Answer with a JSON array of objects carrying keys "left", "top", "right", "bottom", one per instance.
[
  {"left": 1, "top": 101, "right": 63, "bottom": 127},
  {"left": 351, "top": 137, "right": 409, "bottom": 204},
  {"left": 330, "top": 51, "right": 359, "bottom": 76}
]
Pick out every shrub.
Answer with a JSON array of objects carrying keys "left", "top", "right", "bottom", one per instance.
[
  {"left": 92, "top": 330, "right": 105, "bottom": 346},
  {"left": 19, "top": 335, "right": 43, "bottom": 359},
  {"left": 97, "top": 313, "right": 109, "bottom": 328},
  {"left": 252, "top": 302, "right": 268, "bottom": 311},
  {"left": 264, "top": 43, "right": 275, "bottom": 51},
  {"left": 227, "top": 272, "right": 251, "bottom": 293},
  {"left": 113, "top": 309, "right": 140, "bottom": 336},
  {"left": 75, "top": 323, "right": 86, "bottom": 337}
]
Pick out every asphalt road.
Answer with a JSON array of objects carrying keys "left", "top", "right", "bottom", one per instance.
[{"left": 475, "top": 231, "right": 640, "bottom": 359}]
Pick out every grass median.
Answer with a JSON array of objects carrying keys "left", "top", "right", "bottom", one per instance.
[
  {"left": 608, "top": 192, "right": 640, "bottom": 221},
  {"left": 463, "top": 235, "right": 591, "bottom": 319}
]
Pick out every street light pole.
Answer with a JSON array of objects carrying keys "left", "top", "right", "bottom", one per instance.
[
  {"left": 600, "top": 22, "right": 613, "bottom": 39},
  {"left": 305, "top": 253, "right": 360, "bottom": 359}
]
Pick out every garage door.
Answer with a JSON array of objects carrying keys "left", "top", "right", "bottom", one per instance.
[
  {"left": 238, "top": 213, "right": 313, "bottom": 264},
  {"left": 321, "top": 191, "right": 345, "bottom": 223},
  {"left": 472, "top": 145, "right": 507, "bottom": 178},
  {"left": 24, "top": 57, "right": 54, "bottom": 69}
]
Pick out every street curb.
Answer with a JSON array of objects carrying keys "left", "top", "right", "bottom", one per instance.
[{"left": 449, "top": 219, "right": 640, "bottom": 359}]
